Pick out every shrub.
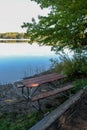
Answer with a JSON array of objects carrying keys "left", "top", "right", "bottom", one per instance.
[
  {"left": 73, "top": 79, "right": 87, "bottom": 91},
  {"left": 51, "top": 53, "right": 87, "bottom": 78}
]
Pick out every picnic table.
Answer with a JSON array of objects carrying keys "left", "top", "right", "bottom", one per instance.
[{"left": 15, "top": 73, "right": 73, "bottom": 110}]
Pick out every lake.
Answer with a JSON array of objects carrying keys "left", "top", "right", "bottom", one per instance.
[{"left": 0, "top": 43, "right": 56, "bottom": 84}]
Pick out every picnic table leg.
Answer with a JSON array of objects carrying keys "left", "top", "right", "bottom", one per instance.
[
  {"left": 22, "top": 86, "right": 24, "bottom": 95},
  {"left": 60, "top": 91, "right": 71, "bottom": 98},
  {"left": 27, "top": 87, "right": 32, "bottom": 101},
  {"left": 27, "top": 88, "right": 30, "bottom": 101},
  {"left": 47, "top": 82, "right": 57, "bottom": 90},
  {"left": 37, "top": 100, "right": 41, "bottom": 111},
  {"left": 27, "top": 88, "right": 32, "bottom": 101},
  {"left": 48, "top": 82, "right": 57, "bottom": 87}
]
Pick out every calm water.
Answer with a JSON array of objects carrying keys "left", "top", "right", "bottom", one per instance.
[{"left": 0, "top": 43, "right": 56, "bottom": 84}]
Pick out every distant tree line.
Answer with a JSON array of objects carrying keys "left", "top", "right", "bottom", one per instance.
[{"left": 0, "top": 32, "right": 28, "bottom": 39}]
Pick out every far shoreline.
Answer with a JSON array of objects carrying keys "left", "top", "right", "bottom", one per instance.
[{"left": 0, "top": 38, "right": 29, "bottom": 43}]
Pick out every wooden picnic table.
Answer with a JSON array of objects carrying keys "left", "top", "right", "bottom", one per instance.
[
  {"left": 15, "top": 73, "right": 73, "bottom": 110},
  {"left": 16, "top": 73, "right": 66, "bottom": 100}
]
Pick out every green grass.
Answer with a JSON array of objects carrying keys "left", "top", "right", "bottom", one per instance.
[
  {"left": 65, "top": 79, "right": 87, "bottom": 95},
  {"left": 51, "top": 54, "right": 87, "bottom": 78},
  {"left": 0, "top": 112, "right": 42, "bottom": 130},
  {"left": 73, "top": 79, "right": 87, "bottom": 91},
  {"left": 0, "top": 107, "right": 56, "bottom": 130}
]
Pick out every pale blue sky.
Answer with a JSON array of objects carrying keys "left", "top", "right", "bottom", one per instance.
[{"left": 0, "top": 0, "right": 48, "bottom": 33}]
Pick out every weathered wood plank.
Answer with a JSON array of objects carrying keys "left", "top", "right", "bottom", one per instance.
[
  {"left": 22, "top": 73, "right": 59, "bottom": 83},
  {"left": 22, "top": 74, "right": 66, "bottom": 88},
  {"left": 32, "top": 85, "right": 73, "bottom": 101}
]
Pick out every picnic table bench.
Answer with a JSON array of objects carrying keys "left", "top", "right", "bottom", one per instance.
[{"left": 15, "top": 73, "right": 73, "bottom": 110}]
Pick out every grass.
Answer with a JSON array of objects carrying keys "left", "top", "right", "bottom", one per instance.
[
  {"left": 73, "top": 78, "right": 87, "bottom": 91},
  {"left": 63, "top": 78, "right": 87, "bottom": 95},
  {"left": 0, "top": 111, "right": 42, "bottom": 130},
  {"left": 0, "top": 105, "right": 58, "bottom": 130},
  {"left": 51, "top": 53, "right": 87, "bottom": 78}
]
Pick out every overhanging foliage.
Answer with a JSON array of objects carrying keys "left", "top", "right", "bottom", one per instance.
[{"left": 22, "top": 0, "right": 87, "bottom": 52}]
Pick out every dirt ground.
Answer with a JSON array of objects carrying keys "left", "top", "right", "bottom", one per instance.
[{"left": 58, "top": 89, "right": 87, "bottom": 130}]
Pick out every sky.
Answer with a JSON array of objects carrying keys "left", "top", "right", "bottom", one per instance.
[{"left": 0, "top": 0, "right": 48, "bottom": 33}]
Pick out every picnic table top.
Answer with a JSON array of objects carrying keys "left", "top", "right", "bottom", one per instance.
[{"left": 20, "top": 73, "right": 66, "bottom": 88}]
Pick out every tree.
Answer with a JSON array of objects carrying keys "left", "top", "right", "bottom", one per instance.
[{"left": 22, "top": 0, "right": 87, "bottom": 53}]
